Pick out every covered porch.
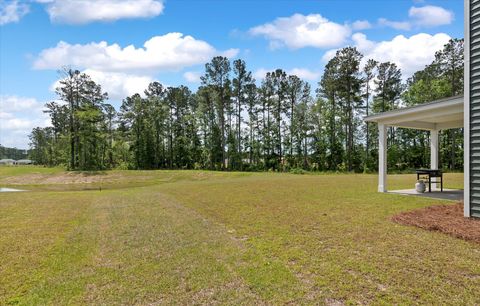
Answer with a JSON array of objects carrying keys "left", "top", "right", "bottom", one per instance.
[
  {"left": 364, "top": 95, "right": 464, "bottom": 200},
  {"left": 388, "top": 188, "right": 463, "bottom": 201}
]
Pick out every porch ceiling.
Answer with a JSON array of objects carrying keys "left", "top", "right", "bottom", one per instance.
[{"left": 364, "top": 95, "right": 464, "bottom": 131}]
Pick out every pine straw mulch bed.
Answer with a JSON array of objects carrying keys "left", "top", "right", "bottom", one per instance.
[{"left": 392, "top": 203, "right": 480, "bottom": 244}]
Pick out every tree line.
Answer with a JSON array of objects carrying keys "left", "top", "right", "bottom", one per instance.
[
  {"left": 29, "top": 39, "right": 464, "bottom": 172},
  {"left": 0, "top": 145, "right": 29, "bottom": 160}
]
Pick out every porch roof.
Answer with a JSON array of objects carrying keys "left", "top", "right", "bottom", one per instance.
[{"left": 364, "top": 95, "right": 464, "bottom": 130}]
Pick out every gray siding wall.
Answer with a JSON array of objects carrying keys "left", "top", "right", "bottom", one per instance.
[{"left": 470, "top": 0, "right": 480, "bottom": 217}]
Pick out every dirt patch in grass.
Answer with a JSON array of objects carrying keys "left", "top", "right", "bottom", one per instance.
[
  {"left": 1, "top": 172, "right": 131, "bottom": 185},
  {"left": 392, "top": 203, "right": 480, "bottom": 244}
]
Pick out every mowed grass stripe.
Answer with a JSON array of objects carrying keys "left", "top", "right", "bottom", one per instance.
[
  {"left": 1, "top": 188, "right": 271, "bottom": 305},
  {"left": 0, "top": 192, "right": 94, "bottom": 305}
]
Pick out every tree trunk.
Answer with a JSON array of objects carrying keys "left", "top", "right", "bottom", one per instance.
[
  {"left": 290, "top": 98, "right": 294, "bottom": 158},
  {"left": 365, "top": 81, "right": 370, "bottom": 172},
  {"left": 237, "top": 87, "right": 242, "bottom": 170}
]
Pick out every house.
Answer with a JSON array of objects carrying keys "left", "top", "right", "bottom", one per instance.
[
  {"left": 16, "top": 159, "right": 33, "bottom": 165},
  {"left": 465, "top": 0, "right": 479, "bottom": 217},
  {"left": 0, "top": 159, "right": 16, "bottom": 165},
  {"left": 364, "top": 96, "right": 463, "bottom": 193},
  {"left": 364, "top": 0, "right": 478, "bottom": 218}
]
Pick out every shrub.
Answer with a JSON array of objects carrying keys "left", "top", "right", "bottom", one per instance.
[{"left": 290, "top": 168, "right": 308, "bottom": 175}]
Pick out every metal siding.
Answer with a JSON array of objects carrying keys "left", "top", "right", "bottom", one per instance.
[{"left": 471, "top": 0, "right": 480, "bottom": 217}]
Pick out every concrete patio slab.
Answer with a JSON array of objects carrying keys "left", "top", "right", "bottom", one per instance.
[{"left": 388, "top": 188, "right": 463, "bottom": 201}]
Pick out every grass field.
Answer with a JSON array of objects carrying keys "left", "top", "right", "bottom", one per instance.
[{"left": 0, "top": 167, "right": 478, "bottom": 305}]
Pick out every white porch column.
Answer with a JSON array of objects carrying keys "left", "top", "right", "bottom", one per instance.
[
  {"left": 430, "top": 130, "right": 439, "bottom": 169},
  {"left": 430, "top": 130, "right": 439, "bottom": 190},
  {"left": 378, "top": 123, "right": 387, "bottom": 192}
]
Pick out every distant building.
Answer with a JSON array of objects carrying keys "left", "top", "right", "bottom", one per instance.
[
  {"left": 16, "top": 159, "right": 33, "bottom": 165},
  {"left": 0, "top": 159, "right": 16, "bottom": 165}
]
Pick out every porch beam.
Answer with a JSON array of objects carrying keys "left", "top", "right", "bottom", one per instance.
[
  {"left": 380, "top": 107, "right": 463, "bottom": 125},
  {"left": 391, "top": 121, "right": 436, "bottom": 131},
  {"left": 436, "top": 119, "right": 464, "bottom": 130}
]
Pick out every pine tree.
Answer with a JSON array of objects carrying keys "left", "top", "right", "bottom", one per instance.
[{"left": 201, "top": 57, "right": 231, "bottom": 169}]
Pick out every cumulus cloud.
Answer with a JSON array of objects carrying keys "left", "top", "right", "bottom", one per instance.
[
  {"left": 0, "top": 95, "right": 50, "bottom": 148},
  {"left": 49, "top": 69, "right": 154, "bottom": 100},
  {"left": 1, "top": 0, "right": 165, "bottom": 26},
  {"left": 39, "top": 0, "right": 164, "bottom": 24},
  {"left": 352, "top": 20, "right": 372, "bottom": 31},
  {"left": 378, "top": 18, "right": 411, "bottom": 31},
  {"left": 0, "top": 0, "right": 29, "bottom": 25},
  {"left": 379, "top": 5, "right": 453, "bottom": 31},
  {"left": 0, "top": 111, "right": 13, "bottom": 119},
  {"left": 183, "top": 71, "right": 202, "bottom": 83},
  {"left": 249, "top": 13, "right": 351, "bottom": 49},
  {"left": 35, "top": 33, "right": 239, "bottom": 99},
  {"left": 409, "top": 5, "right": 454, "bottom": 27},
  {"left": 254, "top": 68, "right": 320, "bottom": 81},
  {"left": 34, "top": 33, "right": 239, "bottom": 73},
  {"left": 287, "top": 68, "right": 321, "bottom": 81},
  {"left": 323, "top": 32, "right": 451, "bottom": 78},
  {"left": 84, "top": 70, "right": 153, "bottom": 100},
  {"left": 253, "top": 68, "right": 269, "bottom": 80},
  {"left": 0, "top": 95, "right": 43, "bottom": 112}
]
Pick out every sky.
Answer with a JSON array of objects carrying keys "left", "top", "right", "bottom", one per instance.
[{"left": 0, "top": 0, "right": 464, "bottom": 149}]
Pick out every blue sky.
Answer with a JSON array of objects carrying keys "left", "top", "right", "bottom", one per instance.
[{"left": 0, "top": 0, "right": 464, "bottom": 149}]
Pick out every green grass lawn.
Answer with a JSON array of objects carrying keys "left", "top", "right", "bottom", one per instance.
[{"left": 0, "top": 167, "right": 478, "bottom": 305}]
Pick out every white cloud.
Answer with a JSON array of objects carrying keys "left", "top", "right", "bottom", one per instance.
[
  {"left": 287, "top": 68, "right": 320, "bottom": 81},
  {"left": 352, "top": 20, "right": 372, "bottom": 31},
  {"left": 0, "top": 0, "right": 29, "bottom": 25},
  {"left": 0, "top": 95, "right": 49, "bottom": 148},
  {"left": 378, "top": 5, "right": 453, "bottom": 31},
  {"left": 39, "top": 0, "right": 164, "bottom": 24},
  {"left": 323, "top": 32, "right": 451, "bottom": 78},
  {"left": 253, "top": 68, "right": 268, "bottom": 80},
  {"left": 84, "top": 70, "right": 154, "bottom": 100},
  {"left": 409, "top": 5, "right": 454, "bottom": 27},
  {"left": 378, "top": 18, "right": 411, "bottom": 31},
  {"left": 183, "top": 71, "right": 202, "bottom": 83},
  {"left": 5, "top": 118, "right": 34, "bottom": 130},
  {"left": 0, "top": 95, "right": 43, "bottom": 112},
  {"left": 33, "top": 33, "right": 238, "bottom": 100},
  {"left": 34, "top": 33, "right": 239, "bottom": 74},
  {"left": 35, "top": 33, "right": 239, "bottom": 100},
  {"left": 0, "top": 111, "right": 13, "bottom": 119},
  {"left": 254, "top": 68, "right": 320, "bottom": 81},
  {"left": 249, "top": 13, "right": 351, "bottom": 49},
  {"left": 2, "top": 0, "right": 165, "bottom": 26},
  {"left": 49, "top": 69, "right": 154, "bottom": 100}
]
